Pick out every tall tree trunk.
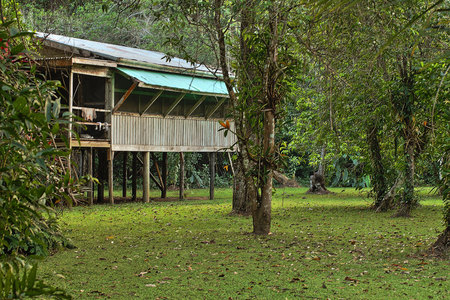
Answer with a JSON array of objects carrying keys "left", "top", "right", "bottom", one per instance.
[
  {"left": 214, "top": 0, "right": 251, "bottom": 215},
  {"left": 232, "top": 151, "right": 253, "bottom": 215},
  {"left": 252, "top": 110, "right": 274, "bottom": 234},
  {"left": 317, "top": 146, "right": 326, "bottom": 177},
  {"left": 393, "top": 56, "right": 418, "bottom": 217},
  {"left": 367, "top": 124, "right": 389, "bottom": 211},
  {"left": 395, "top": 137, "right": 415, "bottom": 217}
]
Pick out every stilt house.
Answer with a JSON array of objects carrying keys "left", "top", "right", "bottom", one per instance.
[{"left": 35, "top": 33, "right": 235, "bottom": 204}]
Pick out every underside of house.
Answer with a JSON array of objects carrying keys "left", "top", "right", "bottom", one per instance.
[{"left": 35, "top": 33, "right": 235, "bottom": 204}]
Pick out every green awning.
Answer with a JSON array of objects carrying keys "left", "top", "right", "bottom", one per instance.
[{"left": 117, "top": 67, "right": 229, "bottom": 96}]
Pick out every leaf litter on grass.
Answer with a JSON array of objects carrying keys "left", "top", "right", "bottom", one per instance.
[{"left": 38, "top": 188, "right": 449, "bottom": 299}]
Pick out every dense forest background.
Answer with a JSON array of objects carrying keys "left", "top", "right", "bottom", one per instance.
[{"left": 17, "top": 0, "right": 448, "bottom": 195}]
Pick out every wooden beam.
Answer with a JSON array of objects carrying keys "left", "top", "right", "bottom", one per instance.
[
  {"left": 115, "top": 88, "right": 160, "bottom": 97},
  {"left": 112, "top": 144, "right": 236, "bottom": 153},
  {"left": 162, "top": 152, "right": 168, "bottom": 198},
  {"left": 108, "top": 150, "right": 114, "bottom": 204},
  {"left": 132, "top": 152, "right": 137, "bottom": 201},
  {"left": 209, "top": 152, "right": 216, "bottom": 200},
  {"left": 112, "top": 81, "right": 138, "bottom": 113},
  {"left": 106, "top": 75, "right": 114, "bottom": 140},
  {"left": 150, "top": 172, "right": 163, "bottom": 191},
  {"left": 73, "top": 106, "right": 111, "bottom": 113},
  {"left": 72, "top": 57, "right": 118, "bottom": 68},
  {"left": 143, "top": 152, "right": 150, "bottom": 203},
  {"left": 71, "top": 139, "right": 111, "bottom": 148},
  {"left": 185, "top": 95, "right": 206, "bottom": 118},
  {"left": 206, "top": 98, "right": 226, "bottom": 119},
  {"left": 179, "top": 153, "right": 184, "bottom": 200},
  {"left": 151, "top": 153, "right": 164, "bottom": 192},
  {"left": 164, "top": 93, "right": 186, "bottom": 117},
  {"left": 97, "top": 149, "right": 105, "bottom": 203},
  {"left": 69, "top": 71, "right": 73, "bottom": 149},
  {"left": 72, "top": 65, "right": 110, "bottom": 78},
  {"left": 141, "top": 90, "right": 163, "bottom": 115},
  {"left": 79, "top": 149, "right": 84, "bottom": 182},
  {"left": 122, "top": 152, "right": 127, "bottom": 197},
  {"left": 36, "top": 58, "right": 72, "bottom": 68},
  {"left": 227, "top": 152, "right": 235, "bottom": 176},
  {"left": 87, "top": 147, "right": 94, "bottom": 205}
]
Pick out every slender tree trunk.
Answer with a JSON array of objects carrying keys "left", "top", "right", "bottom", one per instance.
[
  {"left": 367, "top": 124, "right": 389, "bottom": 211},
  {"left": 232, "top": 151, "right": 253, "bottom": 215},
  {"left": 252, "top": 110, "right": 275, "bottom": 234},
  {"left": 317, "top": 146, "right": 326, "bottom": 177},
  {"left": 396, "top": 138, "right": 415, "bottom": 217},
  {"left": 230, "top": 0, "right": 255, "bottom": 215},
  {"left": 393, "top": 57, "right": 417, "bottom": 217}
]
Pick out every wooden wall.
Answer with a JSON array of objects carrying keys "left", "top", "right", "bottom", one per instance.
[{"left": 111, "top": 114, "right": 236, "bottom": 152}]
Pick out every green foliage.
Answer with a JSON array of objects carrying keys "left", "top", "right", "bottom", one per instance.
[
  {"left": 0, "top": 12, "right": 74, "bottom": 298},
  {"left": 19, "top": 0, "right": 218, "bottom": 66},
  {"left": 290, "top": 1, "right": 448, "bottom": 207},
  {"left": 0, "top": 21, "right": 72, "bottom": 257},
  {"left": 0, "top": 258, "right": 71, "bottom": 299},
  {"left": 330, "top": 154, "right": 370, "bottom": 189}
]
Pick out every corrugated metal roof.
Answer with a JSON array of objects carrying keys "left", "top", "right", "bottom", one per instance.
[
  {"left": 117, "top": 67, "right": 228, "bottom": 96},
  {"left": 35, "top": 32, "right": 212, "bottom": 74}
]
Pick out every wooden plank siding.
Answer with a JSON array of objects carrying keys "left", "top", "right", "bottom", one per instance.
[{"left": 111, "top": 114, "right": 236, "bottom": 152}]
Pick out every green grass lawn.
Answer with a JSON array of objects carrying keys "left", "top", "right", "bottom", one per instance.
[{"left": 39, "top": 187, "right": 449, "bottom": 299}]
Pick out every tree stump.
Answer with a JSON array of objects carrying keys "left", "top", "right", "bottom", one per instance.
[
  {"left": 306, "top": 172, "right": 331, "bottom": 194},
  {"left": 429, "top": 227, "right": 449, "bottom": 257}
]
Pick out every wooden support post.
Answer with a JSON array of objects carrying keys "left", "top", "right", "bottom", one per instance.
[
  {"left": 209, "top": 152, "right": 216, "bottom": 200},
  {"left": 179, "top": 152, "right": 185, "bottom": 200},
  {"left": 122, "top": 152, "right": 128, "bottom": 197},
  {"left": 69, "top": 71, "right": 73, "bottom": 148},
  {"left": 87, "top": 147, "right": 94, "bottom": 205},
  {"left": 108, "top": 149, "right": 114, "bottom": 204},
  {"left": 97, "top": 149, "right": 106, "bottom": 203},
  {"left": 132, "top": 152, "right": 137, "bottom": 201},
  {"left": 143, "top": 152, "right": 150, "bottom": 203},
  {"left": 79, "top": 149, "right": 84, "bottom": 179},
  {"left": 162, "top": 152, "right": 168, "bottom": 198}
]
